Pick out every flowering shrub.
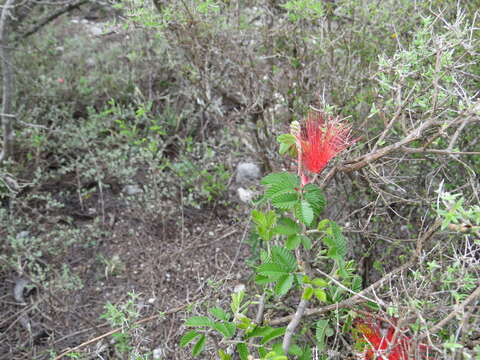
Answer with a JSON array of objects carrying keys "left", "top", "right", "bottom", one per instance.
[
  {"left": 353, "top": 317, "right": 430, "bottom": 360},
  {"left": 181, "top": 110, "right": 358, "bottom": 358}
]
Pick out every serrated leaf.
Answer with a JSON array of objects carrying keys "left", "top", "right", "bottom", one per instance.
[
  {"left": 272, "top": 246, "right": 297, "bottom": 272},
  {"left": 261, "top": 172, "right": 299, "bottom": 200},
  {"left": 257, "top": 263, "right": 288, "bottom": 279},
  {"left": 212, "top": 322, "right": 236, "bottom": 338},
  {"left": 209, "top": 307, "right": 230, "bottom": 321},
  {"left": 285, "top": 234, "right": 301, "bottom": 250},
  {"left": 324, "top": 222, "right": 347, "bottom": 257},
  {"left": 314, "top": 288, "right": 327, "bottom": 302},
  {"left": 192, "top": 334, "right": 206, "bottom": 357},
  {"left": 260, "top": 327, "right": 286, "bottom": 344},
  {"left": 237, "top": 342, "right": 249, "bottom": 360},
  {"left": 315, "top": 320, "right": 329, "bottom": 351},
  {"left": 275, "top": 274, "right": 294, "bottom": 296},
  {"left": 295, "top": 200, "right": 314, "bottom": 225},
  {"left": 303, "top": 184, "right": 326, "bottom": 215},
  {"left": 303, "top": 286, "right": 314, "bottom": 300},
  {"left": 275, "top": 217, "right": 300, "bottom": 236},
  {"left": 185, "top": 316, "right": 213, "bottom": 327},
  {"left": 271, "top": 192, "right": 299, "bottom": 210},
  {"left": 180, "top": 330, "right": 200, "bottom": 347},
  {"left": 261, "top": 172, "right": 299, "bottom": 187}
]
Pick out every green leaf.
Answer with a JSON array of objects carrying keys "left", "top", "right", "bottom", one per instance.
[
  {"left": 314, "top": 288, "right": 327, "bottom": 302},
  {"left": 271, "top": 246, "right": 297, "bottom": 272},
  {"left": 261, "top": 172, "right": 299, "bottom": 188},
  {"left": 245, "top": 326, "right": 276, "bottom": 339},
  {"left": 285, "top": 234, "right": 301, "bottom": 250},
  {"left": 312, "top": 278, "right": 328, "bottom": 287},
  {"left": 300, "top": 235, "right": 312, "bottom": 250},
  {"left": 315, "top": 319, "right": 329, "bottom": 351},
  {"left": 295, "top": 200, "right": 314, "bottom": 225},
  {"left": 231, "top": 290, "right": 244, "bottom": 314},
  {"left": 275, "top": 274, "right": 294, "bottom": 296},
  {"left": 261, "top": 327, "right": 286, "bottom": 344},
  {"left": 277, "top": 133, "right": 296, "bottom": 146},
  {"left": 299, "top": 346, "right": 312, "bottom": 360},
  {"left": 303, "top": 286, "right": 314, "bottom": 300},
  {"left": 212, "top": 322, "right": 236, "bottom": 339},
  {"left": 237, "top": 342, "right": 249, "bottom": 360},
  {"left": 218, "top": 349, "right": 232, "bottom": 360},
  {"left": 209, "top": 307, "right": 230, "bottom": 321},
  {"left": 185, "top": 316, "right": 213, "bottom": 327},
  {"left": 255, "top": 274, "right": 271, "bottom": 284},
  {"left": 303, "top": 184, "right": 326, "bottom": 215},
  {"left": 192, "top": 334, "right": 206, "bottom": 357},
  {"left": 271, "top": 192, "right": 299, "bottom": 210},
  {"left": 180, "top": 330, "right": 200, "bottom": 347},
  {"left": 288, "top": 344, "right": 303, "bottom": 356},
  {"left": 275, "top": 218, "right": 300, "bottom": 236},
  {"left": 257, "top": 263, "right": 288, "bottom": 279},
  {"left": 261, "top": 172, "right": 299, "bottom": 200}
]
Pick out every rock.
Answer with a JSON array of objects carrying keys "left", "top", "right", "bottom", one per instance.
[
  {"left": 237, "top": 187, "right": 255, "bottom": 203},
  {"left": 123, "top": 184, "right": 143, "bottom": 196},
  {"left": 153, "top": 346, "right": 164, "bottom": 359},
  {"left": 16, "top": 231, "right": 29, "bottom": 239},
  {"left": 235, "top": 162, "right": 261, "bottom": 184}
]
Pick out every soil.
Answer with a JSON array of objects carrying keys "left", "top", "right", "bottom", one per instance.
[{"left": 1, "top": 180, "right": 253, "bottom": 359}]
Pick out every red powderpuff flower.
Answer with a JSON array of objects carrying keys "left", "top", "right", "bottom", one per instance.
[
  {"left": 295, "top": 111, "right": 355, "bottom": 175},
  {"left": 353, "top": 318, "right": 430, "bottom": 360}
]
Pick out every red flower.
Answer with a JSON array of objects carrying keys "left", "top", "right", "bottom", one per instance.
[
  {"left": 295, "top": 111, "right": 355, "bottom": 174},
  {"left": 353, "top": 318, "right": 430, "bottom": 360}
]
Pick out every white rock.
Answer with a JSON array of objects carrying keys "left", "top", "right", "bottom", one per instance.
[
  {"left": 236, "top": 162, "right": 261, "bottom": 184},
  {"left": 233, "top": 283, "right": 246, "bottom": 293},
  {"left": 237, "top": 187, "right": 255, "bottom": 203},
  {"left": 16, "top": 231, "right": 30, "bottom": 239},
  {"left": 124, "top": 184, "right": 143, "bottom": 195},
  {"left": 153, "top": 346, "right": 164, "bottom": 359}
]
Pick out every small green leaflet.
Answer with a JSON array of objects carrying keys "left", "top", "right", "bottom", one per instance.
[
  {"left": 192, "top": 334, "right": 206, "bottom": 356},
  {"left": 286, "top": 234, "right": 301, "bottom": 250},
  {"left": 271, "top": 246, "right": 297, "bottom": 272},
  {"left": 315, "top": 319, "right": 330, "bottom": 351},
  {"left": 185, "top": 316, "right": 213, "bottom": 327},
  {"left": 275, "top": 217, "right": 300, "bottom": 236},
  {"left": 271, "top": 192, "right": 299, "bottom": 210},
  {"left": 236, "top": 342, "right": 249, "bottom": 360},
  {"left": 218, "top": 349, "right": 232, "bottom": 360},
  {"left": 295, "top": 200, "right": 314, "bottom": 225},
  {"left": 257, "top": 263, "right": 289, "bottom": 279},
  {"left": 212, "top": 322, "right": 236, "bottom": 338},
  {"left": 303, "top": 184, "right": 326, "bottom": 215},
  {"left": 209, "top": 307, "right": 230, "bottom": 321},
  {"left": 180, "top": 330, "right": 200, "bottom": 347},
  {"left": 303, "top": 286, "right": 314, "bottom": 300},
  {"left": 260, "top": 327, "right": 286, "bottom": 344},
  {"left": 261, "top": 172, "right": 299, "bottom": 201},
  {"left": 275, "top": 274, "right": 294, "bottom": 296}
]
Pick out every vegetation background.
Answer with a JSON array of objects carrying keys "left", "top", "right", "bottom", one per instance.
[{"left": 0, "top": 0, "right": 479, "bottom": 359}]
